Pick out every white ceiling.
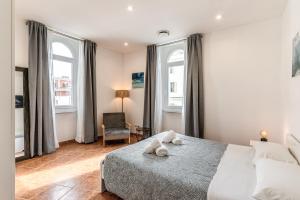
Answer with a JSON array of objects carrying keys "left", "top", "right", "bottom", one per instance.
[{"left": 16, "top": 0, "right": 287, "bottom": 53}]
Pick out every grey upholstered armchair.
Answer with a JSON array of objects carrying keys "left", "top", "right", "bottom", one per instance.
[{"left": 102, "top": 112, "right": 131, "bottom": 147}]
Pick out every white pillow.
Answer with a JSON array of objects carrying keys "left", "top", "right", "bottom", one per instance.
[
  {"left": 252, "top": 142, "right": 297, "bottom": 165},
  {"left": 253, "top": 159, "right": 300, "bottom": 200}
]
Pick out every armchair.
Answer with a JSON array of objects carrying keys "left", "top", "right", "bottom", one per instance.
[{"left": 102, "top": 112, "right": 131, "bottom": 147}]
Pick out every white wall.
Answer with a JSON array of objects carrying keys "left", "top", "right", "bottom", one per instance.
[
  {"left": 97, "top": 47, "right": 124, "bottom": 134},
  {"left": 15, "top": 16, "right": 27, "bottom": 67},
  {"left": 55, "top": 113, "right": 76, "bottom": 141},
  {"left": 281, "top": 0, "right": 300, "bottom": 141},
  {"left": 123, "top": 50, "right": 146, "bottom": 132},
  {"left": 0, "top": 0, "right": 14, "bottom": 198},
  {"left": 204, "top": 18, "right": 283, "bottom": 145}
]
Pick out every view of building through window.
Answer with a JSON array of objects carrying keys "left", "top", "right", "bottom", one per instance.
[
  {"left": 167, "top": 49, "right": 185, "bottom": 107},
  {"left": 52, "top": 59, "right": 72, "bottom": 106}
]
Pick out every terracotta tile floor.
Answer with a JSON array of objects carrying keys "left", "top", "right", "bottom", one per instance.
[{"left": 16, "top": 137, "right": 137, "bottom": 200}]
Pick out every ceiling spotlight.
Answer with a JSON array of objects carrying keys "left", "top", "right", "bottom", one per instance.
[
  {"left": 127, "top": 5, "right": 133, "bottom": 12},
  {"left": 124, "top": 42, "right": 129, "bottom": 46},
  {"left": 215, "top": 14, "right": 223, "bottom": 20}
]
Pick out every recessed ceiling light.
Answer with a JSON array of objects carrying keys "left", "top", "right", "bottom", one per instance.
[
  {"left": 215, "top": 14, "right": 223, "bottom": 20},
  {"left": 127, "top": 5, "right": 133, "bottom": 12},
  {"left": 124, "top": 42, "right": 129, "bottom": 46},
  {"left": 158, "top": 30, "right": 170, "bottom": 38}
]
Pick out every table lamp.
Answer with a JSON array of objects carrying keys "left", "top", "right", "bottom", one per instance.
[
  {"left": 115, "top": 90, "right": 129, "bottom": 112},
  {"left": 260, "top": 130, "right": 268, "bottom": 142}
]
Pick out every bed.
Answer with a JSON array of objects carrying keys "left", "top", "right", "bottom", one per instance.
[
  {"left": 207, "top": 144, "right": 256, "bottom": 200},
  {"left": 100, "top": 132, "right": 299, "bottom": 200}
]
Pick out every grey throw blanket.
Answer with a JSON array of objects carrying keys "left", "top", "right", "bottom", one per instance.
[{"left": 103, "top": 133, "right": 227, "bottom": 200}]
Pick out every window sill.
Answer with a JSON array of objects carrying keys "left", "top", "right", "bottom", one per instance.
[
  {"left": 163, "top": 108, "right": 182, "bottom": 114},
  {"left": 55, "top": 107, "right": 76, "bottom": 114}
]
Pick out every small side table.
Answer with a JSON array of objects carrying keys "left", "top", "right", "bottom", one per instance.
[
  {"left": 135, "top": 126, "right": 150, "bottom": 141},
  {"left": 250, "top": 140, "right": 268, "bottom": 146}
]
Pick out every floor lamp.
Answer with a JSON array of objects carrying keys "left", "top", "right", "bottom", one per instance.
[{"left": 115, "top": 90, "right": 129, "bottom": 113}]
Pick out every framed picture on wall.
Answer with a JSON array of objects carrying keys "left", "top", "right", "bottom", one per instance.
[
  {"left": 292, "top": 32, "right": 300, "bottom": 77},
  {"left": 132, "top": 72, "right": 144, "bottom": 88}
]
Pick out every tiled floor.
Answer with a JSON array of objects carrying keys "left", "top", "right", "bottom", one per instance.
[{"left": 16, "top": 137, "right": 137, "bottom": 200}]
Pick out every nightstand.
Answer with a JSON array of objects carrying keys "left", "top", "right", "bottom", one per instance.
[
  {"left": 250, "top": 140, "right": 267, "bottom": 146},
  {"left": 135, "top": 126, "right": 150, "bottom": 141}
]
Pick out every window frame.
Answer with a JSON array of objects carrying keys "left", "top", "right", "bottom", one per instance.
[
  {"left": 160, "top": 42, "right": 186, "bottom": 113},
  {"left": 49, "top": 33, "right": 79, "bottom": 114}
]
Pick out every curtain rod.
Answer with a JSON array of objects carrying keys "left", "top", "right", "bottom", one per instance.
[
  {"left": 48, "top": 27, "right": 85, "bottom": 41},
  {"left": 26, "top": 21, "right": 85, "bottom": 41},
  {"left": 156, "top": 38, "right": 187, "bottom": 47}
]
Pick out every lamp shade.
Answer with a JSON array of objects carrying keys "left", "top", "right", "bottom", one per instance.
[
  {"left": 115, "top": 90, "right": 129, "bottom": 98},
  {"left": 260, "top": 130, "right": 268, "bottom": 139}
]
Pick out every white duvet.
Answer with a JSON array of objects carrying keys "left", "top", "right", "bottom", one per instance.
[{"left": 208, "top": 144, "right": 256, "bottom": 200}]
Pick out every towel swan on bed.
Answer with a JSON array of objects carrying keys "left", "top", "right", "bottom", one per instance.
[
  {"left": 144, "top": 139, "right": 161, "bottom": 153},
  {"left": 163, "top": 130, "right": 183, "bottom": 145},
  {"left": 144, "top": 139, "right": 168, "bottom": 156}
]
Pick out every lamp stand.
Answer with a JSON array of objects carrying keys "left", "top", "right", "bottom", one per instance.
[{"left": 260, "top": 138, "right": 268, "bottom": 142}]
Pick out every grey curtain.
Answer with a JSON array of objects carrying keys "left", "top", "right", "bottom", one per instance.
[
  {"left": 83, "top": 40, "right": 98, "bottom": 143},
  {"left": 143, "top": 45, "right": 157, "bottom": 136},
  {"left": 185, "top": 33, "right": 204, "bottom": 138},
  {"left": 28, "top": 21, "right": 56, "bottom": 156}
]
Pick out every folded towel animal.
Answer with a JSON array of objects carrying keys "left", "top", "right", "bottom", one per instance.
[
  {"left": 144, "top": 139, "right": 162, "bottom": 154},
  {"left": 172, "top": 138, "right": 183, "bottom": 145},
  {"left": 162, "top": 130, "right": 177, "bottom": 143},
  {"left": 155, "top": 145, "right": 169, "bottom": 157}
]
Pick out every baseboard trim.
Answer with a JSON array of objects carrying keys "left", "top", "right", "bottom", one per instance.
[{"left": 59, "top": 139, "right": 76, "bottom": 145}]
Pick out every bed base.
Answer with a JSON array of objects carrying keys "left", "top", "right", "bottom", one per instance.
[{"left": 99, "top": 160, "right": 106, "bottom": 193}]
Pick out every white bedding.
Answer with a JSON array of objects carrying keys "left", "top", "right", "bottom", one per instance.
[{"left": 208, "top": 144, "right": 256, "bottom": 200}]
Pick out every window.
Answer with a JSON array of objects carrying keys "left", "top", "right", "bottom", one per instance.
[
  {"left": 160, "top": 42, "right": 186, "bottom": 112},
  {"left": 49, "top": 33, "right": 79, "bottom": 113},
  {"left": 170, "top": 82, "right": 176, "bottom": 92}
]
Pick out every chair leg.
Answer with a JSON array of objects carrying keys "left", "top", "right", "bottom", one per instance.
[
  {"left": 128, "top": 135, "right": 131, "bottom": 144},
  {"left": 103, "top": 139, "right": 106, "bottom": 147}
]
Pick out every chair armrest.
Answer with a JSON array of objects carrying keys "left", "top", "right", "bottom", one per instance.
[
  {"left": 102, "top": 124, "right": 105, "bottom": 138},
  {"left": 126, "top": 122, "right": 132, "bottom": 129}
]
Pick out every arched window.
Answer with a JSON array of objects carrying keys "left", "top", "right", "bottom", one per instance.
[
  {"left": 160, "top": 42, "right": 186, "bottom": 112},
  {"left": 49, "top": 33, "right": 79, "bottom": 113},
  {"left": 52, "top": 42, "right": 73, "bottom": 58},
  {"left": 168, "top": 49, "right": 184, "bottom": 63}
]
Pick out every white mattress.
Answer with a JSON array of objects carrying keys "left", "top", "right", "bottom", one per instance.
[{"left": 208, "top": 144, "right": 256, "bottom": 200}]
